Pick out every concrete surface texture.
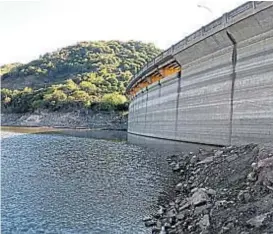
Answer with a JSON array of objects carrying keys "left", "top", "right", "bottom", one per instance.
[{"left": 127, "top": 2, "right": 273, "bottom": 146}]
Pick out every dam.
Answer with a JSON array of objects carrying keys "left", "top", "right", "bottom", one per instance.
[{"left": 126, "top": 1, "right": 273, "bottom": 147}]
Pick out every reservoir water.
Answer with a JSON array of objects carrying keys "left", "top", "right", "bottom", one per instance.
[{"left": 1, "top": 127, "right": 176, "bottom": 234}]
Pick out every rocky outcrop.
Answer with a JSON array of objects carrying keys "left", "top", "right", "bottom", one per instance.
[
  {"left": 144, "top": 144, "right": 273, "bottom": 234},
  {"left": 1, "top": 110, "right": 127, "bottom": 130}
]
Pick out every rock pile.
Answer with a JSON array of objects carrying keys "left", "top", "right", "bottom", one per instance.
[{"left": 144, "top": 144, "right": 273, "bottom": 234}]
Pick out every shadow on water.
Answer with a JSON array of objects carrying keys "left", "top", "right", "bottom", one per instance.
[{"left": 1, "top": 127, "right": 178, "bottom": 234}]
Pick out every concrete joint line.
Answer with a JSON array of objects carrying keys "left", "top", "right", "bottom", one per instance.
[
  {"left": 144, "top": 90, "right": 149, "bottom": 129},
  {"left": 158, "top": 85, "right": 162, "bottom": 110},
  {"left": 226, "top": 30, "right": 237, "bottom": 145},
  {"left": 174, "top": 75, "right": 182, "bottom": 138}
]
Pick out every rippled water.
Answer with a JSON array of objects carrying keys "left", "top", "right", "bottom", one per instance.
[{"left": 1, "top": 128, "right": 176, "bottom": 234}]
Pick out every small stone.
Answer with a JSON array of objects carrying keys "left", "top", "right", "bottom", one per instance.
[
  {"left": 166, "top": 209, "right": 176, "bottom": 218},
  {"left": 191, "top": 182, "right": 198, "bottom": 188},
  {"left": 175, "top": 198, "right": 181, "bottom": 204},
  {"left": 215, "top": 200, "right": 227, "bottom": 208},
  {"left": 145, "top": 220, "right": 156, "bottom": 227},
  {"left": 190, "top": 155, "right": 198, "bottom": 164},
  {"left": 169, "top": 201, "right": 175, "bottom": 207},
  {"left": 226, "top": 154, "right": 238, "bottom": 162},
  {"left": 198, "top": 156, "right": 215, "bottom": 165},
  {"left": 142, "top": 216, "right": 152, "bottom": 222},
  {"left": 151, "top": 227, "right": 161, "bottom": 234},
  {"left": 176, "top": 213, "right": 185, "bottom": 220},
  {"left": 193, "top": 168, "right": 201, "bottom": 175},
  {"left": 175, "top": 183, "right": 183, "bottom": 191},
  {"left": 155, "top": 206, "right": 164, "bottom": 217},
  {"left": 199, "top": 214, "right": 210, "bottom": 231},
  {"left": 243, "top": 192, "right": 251, "bottom": 203},
  {"left": 206, "top": 188, "right": 216, "bottom": 196},
  {"left": 187, "top": 225, "right": 193, "bottom": 231},
  {"left": 164, "top": 222, "right": 171, "bottom": 228},
  {"left": 173, "top": 163, "right": 180, "bottom": 171},
  {"left": 179, "top": 201, "right": 190, "bottom": 211},
  {"left": 215, "top": 150, "right": 224, "bottom": 157},
  {"left": 159, "top": 227, "right": 166, "bottom": 234},
  {"left": 247, "top": 171, "right": 257, "bottom": 182},
  {"left": 258, "top": 157, "right": 273, "bottom": 169},
  {"left": 156, "top": 220, "right": 162, "bottom": 228},
  {"left": 194, "top": 204, "right": 211, "bottom": 215},
  {"left": 237, "top": 190, "right": 245, "bottom": 202},
  {"left": 168, "top": 229, "right": 176, "bottom": 234},
  {"left": 251, "top": 162, "right": 258, "bottom": 170},
  {"left": 252, "top": 146, "right": 259, "bottom": 155},
  {"left": 191, "top": 187, "right": 198, "bottom": 193},
  {"left": 220, "top": 222, "right": 234, "bottom": 233},
  {"left": 258, "top": 149, "right": 270, "bottom": 160}
]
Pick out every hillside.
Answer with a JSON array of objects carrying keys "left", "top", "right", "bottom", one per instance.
[
  {"left": 0, "top": 63, "right": 22, "bottom": 76},
  {"left": 1, "top": 41, "right": 161, "bottom": 113}
]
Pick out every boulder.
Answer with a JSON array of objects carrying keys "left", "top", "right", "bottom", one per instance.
[
  {"left": 246, "top": 212, "right": 271, "bottom": 228},
  {"left": 190, "top": 189, "right": 210, "bottom": 206}
]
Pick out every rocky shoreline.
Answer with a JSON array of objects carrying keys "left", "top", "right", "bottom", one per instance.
[
  {"left": 144, "top": 144, "right": 273, "bottom": 234},
  {"left": 1, "top": 111, "right": 127, "bottom": 130}
]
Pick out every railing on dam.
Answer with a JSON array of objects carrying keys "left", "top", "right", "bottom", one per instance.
[{"left": 126, "top": 1, "right": 272, "bottom": 94}]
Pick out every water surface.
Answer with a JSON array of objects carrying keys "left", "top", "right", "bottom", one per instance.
[{"left": 1, "top": 127, "right": 176, "bottom": 234}]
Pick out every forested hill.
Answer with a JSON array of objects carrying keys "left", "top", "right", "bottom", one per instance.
[
  {"left": 1, "top": 41, "right": 161, "bottom": 89},
  {"left": 1, "top": 41, "right": 161, "bottom": 113}
]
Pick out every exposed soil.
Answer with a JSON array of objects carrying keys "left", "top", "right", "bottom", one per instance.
[
  {"left": 143, "top": 144, "right": 273, "bottom": 234},
  {"left": 1, "top": 111, "right": 127, "bottom": 130}
]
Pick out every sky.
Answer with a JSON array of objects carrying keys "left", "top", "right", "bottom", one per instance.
[{"left": 0, "top": 0, "right": 246, "bottom": 66}]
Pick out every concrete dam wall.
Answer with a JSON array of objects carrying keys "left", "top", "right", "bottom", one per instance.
[{"left": 127, "top": 2, "right": 273, "bottom": 146}]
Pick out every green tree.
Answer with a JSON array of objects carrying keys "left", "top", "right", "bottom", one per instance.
[
  {"left": 79, "top": 81, "right": 97, "bottom": 94},
  {"left": 44, "top": 89, "right": 67, "bottom": 102},
  {"left": 101, "top": 92, "right": 127, "bottom": 110},
  {"left": 65, "top": 79, "right": 78, "bottom": 91}
]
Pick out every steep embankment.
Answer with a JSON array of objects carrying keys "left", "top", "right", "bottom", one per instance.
[
  {"left": 144, "top": 144, "right": 273, "bottom": 234},
  {"left": 1, "top": 111, "right": 127, "bottom": 130}
]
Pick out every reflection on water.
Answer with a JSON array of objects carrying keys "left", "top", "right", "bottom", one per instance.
[
  {"left": 1, "top": 126, "right": 127, "bottom": 141},
  {"left": 1, "top": 128, "right": 176, "bottom": 234},
  {"left": 1, "top": 126, "right": 59, "bottom": 134}
]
